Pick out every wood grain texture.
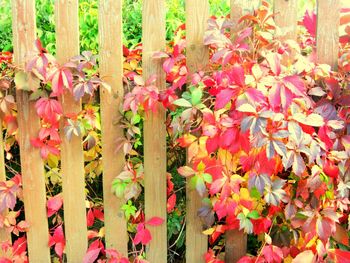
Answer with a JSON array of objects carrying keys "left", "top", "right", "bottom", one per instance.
[
  {"left": 274, "top": 0, "right": 298, "bottom": 40},
  {"left": 142, "top": 0, "right": 167, "bottom": 262},
  {"left": 55, "top": 0, "right": 87, "bottom": 261},
  {"left": 225, "top": 229, "right": 248, "bottom": 262},
  {"left": 316, "top": 0, "right": 340, "bottom": 68},
  {"left": 11, "top": 0, "right": 50, "bottom": 261},
  {"left": 0, "top": 117, "right": 10, "bottom": 245},
  {"left": 185, "top": 1, "right": 209, "bottom": 262},
  {"left": 225, "top": 1, "right": 253, "bottom": 261},
  {"left": 98, "top": 0, "right": 128, "bottom": 255},
  {"left": 230, "top": 0, "right": 257, "bottom": 25}
]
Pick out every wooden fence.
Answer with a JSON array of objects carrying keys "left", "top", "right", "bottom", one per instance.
[{"left": 4, "top": 0, "right": 341, "bottom": 262}]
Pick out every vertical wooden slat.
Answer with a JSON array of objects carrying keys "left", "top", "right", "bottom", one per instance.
[
  {"left": 225, "top": 1, "right": 254, "bottom": 261},
  {"left": 98, "top": 0, "right": 128, "bottom": 255},
  {"left": 142, "top": 0, "right": 167, "bottom": 262},
  {"left": 316, "top": 0, "right": 340, "bottom": 68},
  {"left": 185, "top": 1, "right": 209, "bottom": 262},
  {"left": 55, "top": 0, "right": 87, "bottom": 261},
  {"left": 274, "top": 0, "right": 298, "bottom": 40},
  {"left": 0, "top": 118, "right": 10, "bottom": 244},
  {"left": 11, "top": 0, "right": 51, "bottom": 261},
  {"left": 230, "top": 0, "right": 256, "bottom": 25},
  {"left": 225, "top": 229, "right": 247, "bottom": 262}
]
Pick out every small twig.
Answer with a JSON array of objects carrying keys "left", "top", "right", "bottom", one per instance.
[{"left": 168, "top": 219, "right": 186, "bottom": 250}]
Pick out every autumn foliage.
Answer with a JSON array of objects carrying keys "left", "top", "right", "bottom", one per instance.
[{"left": 0, "top": 1, "right": 349, "bottom": 262}]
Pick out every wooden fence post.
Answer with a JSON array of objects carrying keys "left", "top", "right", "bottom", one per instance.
[
  {"left": 316, "top": 0, "right": 340, "bottom": 68},
  {"left": 230, "top": 0, "right": 257, "bottom": 26},
  {"left": 11, "top": 0, "right": 51, "bottom": 261},
  {"left": 55, "top": 0, "right": 88, "bottom": 261},
  {"left": 142, "top": 0, "right": 167, "bottom": 262},
  {"left": 98, "top": 0, "right": 128, "bottom": 255},
  {"left": 274, "top": 0, "right": 298, "bottom": 41},
  {"left": 225, "top": 1, "right": 256, "bottom": 262},
  {"left": 185, "top": 0, "right": 209, "bottom": 262}
]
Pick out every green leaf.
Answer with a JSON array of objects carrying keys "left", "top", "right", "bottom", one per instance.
[
  {"left": 202, "top": 173, "right": 212, "bottom": 184},
  {"left": 250, "top": 187, "right": 261, "bottom": 199},
  {"left": 191, "top": 88, "right": 202, "bottom": 106},
  {"left": 173, "top": 98, "right": 192, "bottom": 108},
  {"left": 190, "top": 175, "right": 206, "bottom": 196},
  {"left": 14, "top": 71, "right": 30, "bottom": 91},
  {"left": 247, "top": 210, "right": 260, "bottom": 219},
  {"left": 121, "top": 200, "right": 137, "bottom": 220},
  {"left": 237, "top": 212, "right": 253, "bottom": 234},
  {"left": 112, "top": 179, "right": 126, "bottom": 198}
]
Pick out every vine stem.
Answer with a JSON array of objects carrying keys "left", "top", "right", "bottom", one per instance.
[
  {"left": 254, "top": 217, "right": 276, "bottom": 262},
  {"left": 168, "top": 219, "right": 186, "bottom": 249}
]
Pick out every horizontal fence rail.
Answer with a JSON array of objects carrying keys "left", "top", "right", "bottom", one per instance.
[{"left": 5, "top": 0, "right": 342, "bottom": 262}]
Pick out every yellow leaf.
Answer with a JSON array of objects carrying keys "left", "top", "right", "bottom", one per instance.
[
  {"left": 202, "top": 228, "right": 215, "bottom": 235},
  {"left": 240, "top": 188, "right": 251, "bottom": 201},
  {"left": 306, "top": 235, "right": 317, "bottom": 248},
  {"left": 283, "top": 255, "right": 293, "bottom": 263},
  {"left": 242, "top": 207, "right": 250, "bottom": 217},
  {"left": 98, "top": 227, "right": 105, "bottom": 238}
]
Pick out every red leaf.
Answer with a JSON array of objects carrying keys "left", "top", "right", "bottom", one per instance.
[
  {"left": 323, "top": 159, "right": 339, "bottom": 179},
  {"left": 93, "top": 208, "right": 104, "bottom": 222},
  {"left": 334, "top": 223, "right": 349, "bottom": 246},
  {"left": 83, "top": 248, "right": 101, "bottom": 263},
  {"left": 328, "top": 249, "right": 350, "bottom": 263},
  {"left": 167, "top": 194, "right": 176, "bottom": 213},
  {"left": 47, "top": 194, "right": 63, "bottom": 217},
  {"left": 302, "top": 10, "right": 316, "bottom": 37},
  {"left": 35, "top": 98, "right": 62, "bottom": 124},
  {"left": 133, "top": 223, "right": 152, "bottom": 245},
  {"left": 231, "top": 65, "right": 245, "bottom": 86},
  {"left": 146, "top": 217, "right": 164, "bottom": 226},
  {"left": 261, "top": 245, "right": 283, "bottom": 263},
  {"left": 87, "top": 208, "right": 95, "bottom": 227},
  {"left": 49, "top": 225, "right": 65, "bottom": 258},
  {"left": 12, "top": 236, "right": 27, "bottom": 255},
  {"left": 215, "top": 89, "right": 235, "bottom": 109}
]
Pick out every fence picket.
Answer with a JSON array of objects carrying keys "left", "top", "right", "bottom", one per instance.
[
  {"left": 98, "top": 0, "right": 128, "bottom": 254},
  {"left": 274, "top": 0, "right": 298, "bottom": 40},
  {"left": 6, "top": 0, "right": 346, "bottom": 261},
  {"left": 11, "top": 0, "right": 51, "bottom": 261},
  {"left": 316, "top": 0, "right": 341, "bottom": 68},
  {"left": 225, "top": 2, "right": 255, "bottom": 261},
  {"left": 185, "top": 0, "right": 209, "bottom": 262},
  {"left": 142, "top": 0, "right": 167, "bottom": 262},
  {"left": 55, "top": 0, "right": 88, "bottom": 261},
  {"left": 230, "top": 0, "right": 257, "bottom": 25}
]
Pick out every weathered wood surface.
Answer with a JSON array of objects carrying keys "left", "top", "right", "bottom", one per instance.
[
  {"left": 142, "top": 0, "right": 167, "bottom": 262},
  {"left": 185, "top": 0, "right": 209, "bottom": 262},
  {"left": 274, "top": 0, "right": 298, "bottom": 40},
  {"left": 225, "top": 1, "right": 255, "bottom": 261},
  {"left": 316, "top": 0, "right": 341, "bottom": 68},
  {"left": 55, "top": 0, "right": 87, "bottom": 261},
  {"left": 98, "top": 0, "right": 128, "bottom": 255},
  {"left": 12, "top": 0, "right": 50, "bottom": 261}
]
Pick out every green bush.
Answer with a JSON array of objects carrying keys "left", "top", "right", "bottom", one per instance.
[{"left": 0, "top": 0, "right": 233, "bottom": 53}]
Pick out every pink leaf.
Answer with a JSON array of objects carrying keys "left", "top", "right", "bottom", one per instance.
[
  {"left": 47, "top": 195, "right": 63, "bottom": 217},
  {"left": 146, "top": 216, "right": 164, "bottom": 226},
  {"left": 302, "top": 10, "right": 316, "bottom": 37},
  {"left": 83, "top": 248, "right": 101, "bottom": 263}
]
